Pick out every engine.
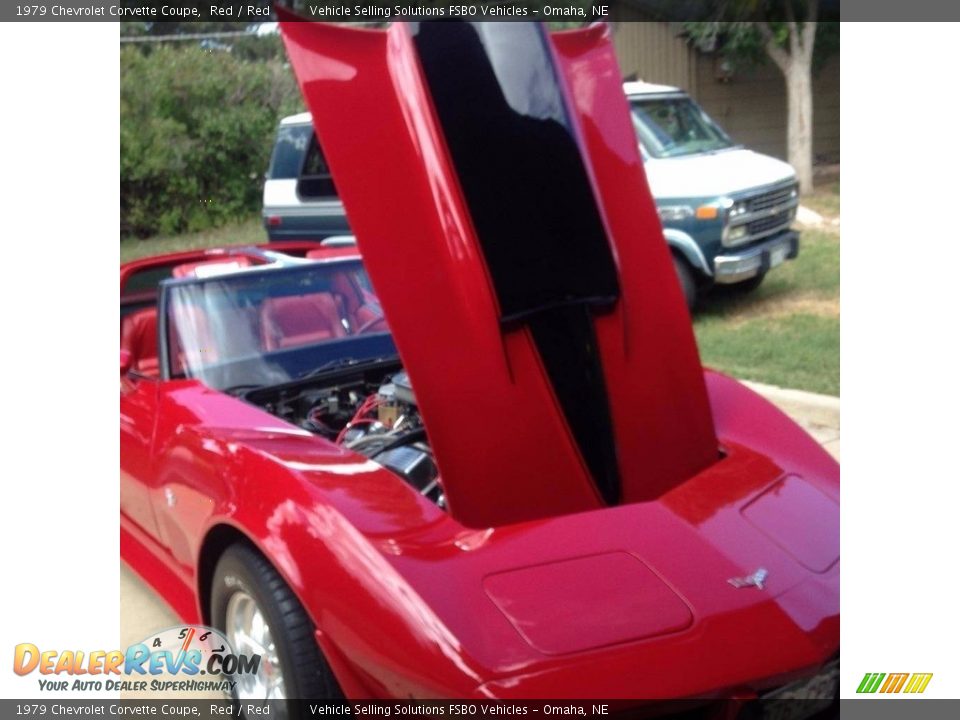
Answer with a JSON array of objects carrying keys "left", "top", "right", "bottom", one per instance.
[{"left": 245, "top": 366, "right": 445, "bottom": 509}]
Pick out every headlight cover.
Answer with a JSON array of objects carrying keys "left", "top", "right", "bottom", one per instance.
[{"left": 658, "top": 205, "right": 694, "bottom": 222}]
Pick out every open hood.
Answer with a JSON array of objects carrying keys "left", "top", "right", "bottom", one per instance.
[{"left": 279, "top": 17, "right": 718, "bottom": 528}]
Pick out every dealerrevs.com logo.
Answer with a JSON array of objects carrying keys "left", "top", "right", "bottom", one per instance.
[
  {"left": 856, "top": 672, "right": 933, "bottom": 694},
  {"left": 13, "top": 626, "right": 260, "bottom": 694}
]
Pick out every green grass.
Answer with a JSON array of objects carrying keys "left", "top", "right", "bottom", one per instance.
[
  {"left": 711, "top": 228, "right": 840, "bottom": 302},
  {"left": 695, "top": 312, "right": 839, "bottom": 395},
  {"left": 802, "top": 180, "right": 841, "bottom": 219},
  {"left": 121, "top": 217, "right": 267, "bottom": 263},
  {"left": 693, "top": 228, "right": 840, "bottom": 396}
]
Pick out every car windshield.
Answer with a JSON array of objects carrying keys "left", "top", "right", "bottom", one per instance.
[
  {"left": 164, "top": 260, "right": 395, "bottom": 391},
  {"left": 630, "top": 96, "right": 735, "bottom": 158}
]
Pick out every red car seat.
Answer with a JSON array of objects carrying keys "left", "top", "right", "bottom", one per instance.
[
  {"left": 260, "top": 293, "right": 346, "bottom": 350},
  {"left": 120, "top": 308, "right": 159, "bottom": 376}
]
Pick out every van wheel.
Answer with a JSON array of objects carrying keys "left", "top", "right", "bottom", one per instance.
[
  {"left": 732, "top": 273, "right": 766, "bottom": 294},
  {"left": 672, "top": 256, "right": 697, "bottom": 310},
  {"left": 210, "top": 544, "right": 342, "bottom": 715}
]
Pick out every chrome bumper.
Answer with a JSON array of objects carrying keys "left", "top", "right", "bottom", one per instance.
[{"left": 714, "top": 231, "right": 800, "bottom": 284}]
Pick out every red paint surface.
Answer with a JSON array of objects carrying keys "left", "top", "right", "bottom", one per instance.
[
  {"left": 483, "top": 553, "right": 693, "bottom": 655},
  {"left": 278, "top": 20, "right": 717, "bottom": 528},
  {"left": 742, "top": 475, "right": 840, "bottom": 573}
]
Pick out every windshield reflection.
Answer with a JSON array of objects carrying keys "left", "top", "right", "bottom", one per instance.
[
  {"left": 631, "top": 97, "right": 734, "bottom": 158},
  {"left": 165, "top": 261, "right": 394, "bottom": 391}
]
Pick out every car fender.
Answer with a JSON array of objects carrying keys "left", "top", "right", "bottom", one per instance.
[
  {"left": 183, "top": 435, "right": 484, "bottom": 699},
  {"left": 704, "top": 369, "right": 839, "bottom": 493},
  {"left": 192, "top": 511, "right": 396, "bottom": 699},
  {"left": 663, "top": 227, "right": 712, "bottom": 278}
]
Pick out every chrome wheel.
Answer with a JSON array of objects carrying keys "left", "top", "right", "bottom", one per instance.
[
  {"left": 212, "top": 544, "right": 343, "bottom": 708},
  {"left": 225, "top": 591, "right": 286, "bottom": 703}
]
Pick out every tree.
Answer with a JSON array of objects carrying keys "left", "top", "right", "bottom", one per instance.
[
  {"left": 686, "top": 2, "right": 838, "bottom": 193},
  {"left": 121, "top": 44, "right": 303, "bottom": 237}
]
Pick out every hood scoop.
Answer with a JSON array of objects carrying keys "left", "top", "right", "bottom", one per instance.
[
  {"left": 742, "top": 476, "right": 840, "bottom": 573},
  {"left": 484, "top": 552, "right": 693, "bottom": 655}
]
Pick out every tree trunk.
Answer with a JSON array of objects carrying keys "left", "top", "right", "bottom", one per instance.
[
  {"left": 759, "top": 10, "right": 817, "bottom": 195},
  {"left": 785, "top": 59, "right": 815, "bottom": 194}
]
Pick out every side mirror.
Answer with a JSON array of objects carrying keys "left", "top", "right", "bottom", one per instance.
[{"left": 120, "top": 349, "right": 133, "bottom": 376}]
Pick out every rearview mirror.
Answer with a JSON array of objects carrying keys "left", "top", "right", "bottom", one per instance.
[{"left": 120, "top": 349, "right": 133, "bottom": 376}]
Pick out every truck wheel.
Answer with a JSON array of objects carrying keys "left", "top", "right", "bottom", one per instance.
[
  {"left": 672, "top": 256, "right": 697, "bottom": 310},
  {"left": 732, "top": 273, "right": 766, "bottom": 294},
  {"left": 210, "top": 544, "right": 343, "bottom": 714}
]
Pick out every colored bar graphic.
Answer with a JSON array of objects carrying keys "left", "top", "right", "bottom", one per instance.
[
  {"left": 857, "top": 673, "right": 885, "bottom": 693},
  {"left": 880, "top": 673, "right": 909, "bottom": 693},
  {"left": 857, "top": 672, "right": 932, "bottom": 694},
  {"left": 904, "top": 673, "right": 933, "bottom": 694}
]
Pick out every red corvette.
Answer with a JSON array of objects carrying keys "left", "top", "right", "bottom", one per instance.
[{"left": 120, "top": 19, "right": 839, "bottom": 716}]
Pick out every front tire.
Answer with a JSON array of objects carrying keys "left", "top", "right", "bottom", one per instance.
[
  {"left": 730, "top": 272, "right": 766, "bottom": 294},
  {"left": 672, "top": 255, "right": 698, "bottom": 310},
  {"left": 210, "top": 544, "right": 342, "bottom": 714}
]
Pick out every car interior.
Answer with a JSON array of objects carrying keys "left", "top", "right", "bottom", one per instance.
[{"left": 121, "top": 253, "right": 386, "bottom": 379}]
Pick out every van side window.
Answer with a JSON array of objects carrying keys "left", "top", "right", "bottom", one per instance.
[
  {"left": 268, "top": 124, "right": 312, "bottom": 180},
  {"left": 298, "top": 134, "right": 338, "bottom": 199}
]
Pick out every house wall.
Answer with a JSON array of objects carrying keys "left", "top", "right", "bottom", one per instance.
[
  {"left": 609, "top": 18, "right": 698, "bottom": 92},
  {"left": 609, "top": 18, "right": 840, "bottom": 163},
  {"left": 695, "top": 55, "right": 840, "bottom": 162}
]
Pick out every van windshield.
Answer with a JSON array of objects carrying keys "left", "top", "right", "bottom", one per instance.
[{"left": 630, "top": 96, "right": 735, "bottom": 158}]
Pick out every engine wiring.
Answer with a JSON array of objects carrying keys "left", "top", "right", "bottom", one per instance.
[
  {"left": 244, "top": 366, "right": 444, "bottom": 508},
  {"left": 335, "top": 393, "right": 386, "bottom": 444}
]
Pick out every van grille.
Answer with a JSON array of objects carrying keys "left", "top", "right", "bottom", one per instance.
[
  {"left": 747, "top": 209, "right": 794, "bottom": 236},
  {"left": 748, "top": 183, "right": 797, "bottom": 213},
  {"left": 724, "top": 181, "right": 799, "bottom": 248}
]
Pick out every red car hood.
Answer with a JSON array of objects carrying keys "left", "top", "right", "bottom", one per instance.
[{"left": 279, "top": 18, "right": 719, "bottom": 529}]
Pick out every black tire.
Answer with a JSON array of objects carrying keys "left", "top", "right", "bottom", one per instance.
[
  {"left": 672, "top": 255, "right": 697, "bottom": 310},
  {"left": 210, "top": 543, "right": 342, "bottom": 712},
  {"left": 730, "top": 272, "right": 766, "bottom": 294}
]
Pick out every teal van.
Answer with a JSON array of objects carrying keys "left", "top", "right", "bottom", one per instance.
[
  {"left": 264, "top": 83, "right": 799, "bottom": 307},
  {"left": 626, "top": 81, "right": 799, "bottom": 306}
]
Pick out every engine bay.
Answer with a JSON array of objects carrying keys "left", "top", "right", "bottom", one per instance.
[{"left": 243, "top": 361, "right": 445, "bottom": 509}]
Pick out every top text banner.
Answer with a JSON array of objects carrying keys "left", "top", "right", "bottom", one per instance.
[
  {"left": 11, "top": 1, "right": 611, "bottom": 23},
  {"left": 3, "top": 1, "right": 951, "bottom": 23}
]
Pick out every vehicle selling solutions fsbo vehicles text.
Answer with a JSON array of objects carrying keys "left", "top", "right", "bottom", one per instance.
[{"left": 302, "top": 5, "right": 606, "bottom": 19}]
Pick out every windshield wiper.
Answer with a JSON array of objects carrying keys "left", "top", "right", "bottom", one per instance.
[
  {"left": 301, "top": 356, "right": 391, "bottom": 379},
  {"left": 222, "top": 383, "right": 264, "bottom": 396}
]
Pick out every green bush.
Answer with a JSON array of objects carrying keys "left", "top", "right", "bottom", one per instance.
[{"left": 121, "top": 45, "right": 303, "bottom": 238}]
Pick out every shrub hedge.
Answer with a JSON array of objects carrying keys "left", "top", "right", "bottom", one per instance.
[{"left": 121, "top": 45, "right": 303, "bottom": 238}]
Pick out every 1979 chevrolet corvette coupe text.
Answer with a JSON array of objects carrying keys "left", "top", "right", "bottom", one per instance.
[{"left": 120, "top": 18, "right": 839, "bottom": 716}]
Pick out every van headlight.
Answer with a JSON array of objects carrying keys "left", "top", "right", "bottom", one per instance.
[
  {"left": 720, "top": 196, "right": 748, "bottom": 219},
  {"left": 726, "top": 225, "right": 749, "bottom": 243},
  {"left": 658, "top": 205, "right": 694, "bottom": 222}
]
